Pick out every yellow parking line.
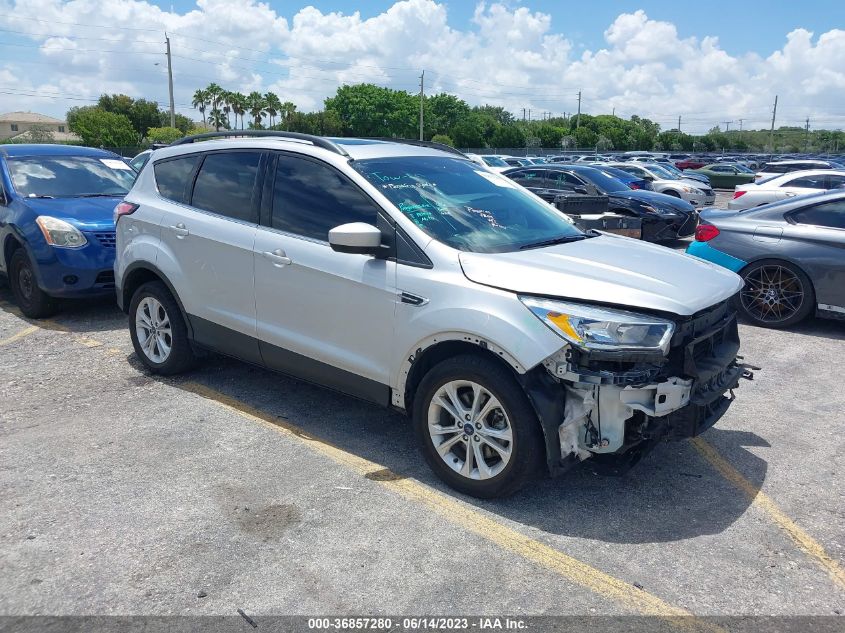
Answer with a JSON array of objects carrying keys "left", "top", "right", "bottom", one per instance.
[
  {"left": 0, "top": 325, "right": 39, "bottom": 346},
  {"left": 184, "top": 381, "right": 722, "bottom": 633},
  {"left": 692, "top": 437, "right": 845, "bottom": 590}
]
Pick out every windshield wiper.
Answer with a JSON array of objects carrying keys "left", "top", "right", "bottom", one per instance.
[
  {"left": 74, "top": 193, "right": 125, "bottom": 198},
  {"left": 519, "top": 234, "right": 591, "bottom": 250},
  {"left": 26, "top": 194, "right": 55, "bottom": 199}
]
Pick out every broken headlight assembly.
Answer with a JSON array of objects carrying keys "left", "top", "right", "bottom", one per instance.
[{"left": 519, "top": 296, "right": 675, "bottom": 355}]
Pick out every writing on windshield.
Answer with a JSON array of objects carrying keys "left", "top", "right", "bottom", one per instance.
[{"left": 354, "top": 156, "right": 582, "bottom": 253}]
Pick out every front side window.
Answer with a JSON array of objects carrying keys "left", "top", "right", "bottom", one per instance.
[
  {"left": 272, "top": 155, "right": 379, "bottom": 241},
  {"left": 191, "top": 151, "right": 261, "bottom": 223},
  {"left": 353, "top": 156, "right": 584, "bottom": 253},
  {"left": 507, "top": 170, "right": 546, "bottom": 188},
  {"left": 154, "top": 155, "right": 200, "bottom": 204},
  {"left": 825, "top": 175, "right": 845, "bottom": 189},
  {"left": 791, "top": 200, "right": 845, "bottom": 229},
  {"left": 481, "top": 156, "right": 508, "bottom": 167},
  {"left": 7, "top": 155, "right": 135, "bottom": 198}
]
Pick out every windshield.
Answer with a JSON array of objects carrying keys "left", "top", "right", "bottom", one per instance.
[
  {"left": 353, "top": 156, "right": 584, "bottom": 253},
  {"left": 481, "top": 156, "right": 508, "bottom": 167},
  {"left": 7, "top": 155, "right": 135, "bottom": 198},
  {"left": 648, "top": 164, "right": 677, "bottom": 179}
]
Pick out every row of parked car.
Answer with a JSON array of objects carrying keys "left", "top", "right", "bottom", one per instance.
[{"left": 0, "top": 133, "right": 841, "bottom": 497}]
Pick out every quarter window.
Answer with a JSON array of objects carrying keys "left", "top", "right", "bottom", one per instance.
[
  {"left": 271, "top": 155, "right": 379, "bottom": 241},
  {"left": 154, "top": 155, "right": 200, "bottom": 204},
  {"left": 791, "top": 200, "right": 845, "bottom": 229},
  {"left": 191, "top": 152, "right": 261, "bottom": 223}
]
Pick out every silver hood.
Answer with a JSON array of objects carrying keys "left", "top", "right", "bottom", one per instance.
[{"left": 459, "top": 234, "right": 743, "bottom": 316}]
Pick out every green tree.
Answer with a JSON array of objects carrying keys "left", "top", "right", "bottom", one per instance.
[
  {"left": 68, "top": 108, "right": 138, "bottom": 147},
  {"left": 449, "top": 116, "right": 486, "bottom": 148},
  {"left": 490, "top": 124, "right": 525, "bottom": 148},
  {"left": 325, "top": 84, "right": 417, "bottom": 137},
  {"left": 430, "top": 134, "right": 454, "bottom": 147},
  {"left": 145, "top": 126, "right": 184, "bottom": 144},
  {"left": 25, "top": 124, "right": 55, "bottom": 143},
  {"left": 425, "top": 93, "right": 470, "bottom": 139},
  {"left": 205, "top": 83, "right": 225, "bottom": 131}
]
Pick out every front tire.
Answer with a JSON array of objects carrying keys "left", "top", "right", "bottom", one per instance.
[
  {"left": 129, "top": 281, "right": 196, "bottom": 374},
  {"left": 9, "top": 249, "right": 58, "bottom": 319},
  {"left": 413, "top": 354, "right": 544, "bottom": 498},
  {"left": 736, "top": 259, "right": 815, "bottom": 328}
]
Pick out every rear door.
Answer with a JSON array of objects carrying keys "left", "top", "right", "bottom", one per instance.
[
  {"left": 253, "top": 153, "right": 397, "bottom": 404},
  {"left": 156, "top": 149, "right": 265, "bottom": 363},
  {"left": 785, "top": 199, "right": 845, "bottom": 312}
]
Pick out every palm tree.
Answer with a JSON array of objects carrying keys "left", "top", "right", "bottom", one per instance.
[
  {"left": 191, "top": 89, "right": 208, "bottom": 128},
  {"left": 264, "top": 92, "right": 282, "bottom": 128},
  {"left": 207, "top": 109, "right": 227, "bottom": 131},
  {"left": 280, "top": 101, "right": 297, "bottom": 130},
  {"left": 230, "top": 92, "right": 248, "bottom": 130},
  {"left": 221, "top": 91, "right": 233, "bottom": 129},
  {"left": 205, "top": 83, "right": 224, "bottom": 131},
  {"left": 247, "top": 91, "right": 266, "bottom": 128}
]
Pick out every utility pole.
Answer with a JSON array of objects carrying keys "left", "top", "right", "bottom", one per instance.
[
  {"left": 522, "top": 108, "right": 526, "bottom": 122},
  {"left": 418, "top": 70, "right": 424, "bottom": 141},
  {"left": 722, "top": 121, "right": 731, "bottom": 132},
  {"left": 528, "top": 109, "right": 531, "bottom": 122},
  {"left": 576, "top": 90, "right": 582, "bottom": 129},
  {"left": 769, "top": 95, "right": 778, "bottom": 153},
  {"left": 165, "top": 33, "right": 175, "bottom": 128},
  {"left": 804, "top": 117, "right": 810, "bottom": 152},
  {"left": 738, "top": 118, "right": 743, "bottom": 142},
  {"left": 678, "top": 115, "right": 681, "bottom": 132}
]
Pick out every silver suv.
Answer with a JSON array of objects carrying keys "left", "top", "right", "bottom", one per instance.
[{"left": 115, "top": 131, "right": 750, "bottom": 498}]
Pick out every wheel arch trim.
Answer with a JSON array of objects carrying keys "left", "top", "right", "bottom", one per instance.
[{"left": 120, "top": 261, "right": 194, "bottom": 339}]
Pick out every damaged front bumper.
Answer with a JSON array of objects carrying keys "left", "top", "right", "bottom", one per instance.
[{"left": 531, "top": 299, "right": 754, "bottom": 475}]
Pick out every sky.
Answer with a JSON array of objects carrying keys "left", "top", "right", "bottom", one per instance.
[{"left": 1, "top": 0, "right": 844, "bottom": 134}]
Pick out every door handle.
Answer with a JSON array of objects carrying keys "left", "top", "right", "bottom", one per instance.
[
  {"left": 784, "top": 192, "right": 797, "bottom": 197},
  {"left": 263, "top": 248, "right": 292, "bottom": 266},
  {"left": 170, "top": 222, "right": 189, "bottom": 238}
]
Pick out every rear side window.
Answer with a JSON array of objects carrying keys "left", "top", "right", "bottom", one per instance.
[
  {"left": 791, "top": 200, "right": 845, "bottom": 229},
  {"left": 761, "top": 163, "right": 788, "bottom": 174},
  {"left": 271, "top": 155, "right": 379, "bottom": 241},
  {"left": 784, "top": 175, "right": 827, "bottom": 189},
  {"left": 191, "top": 151, "right": 261, "bottom": 223},
  {"left": 154, "top": 155, "right": 200, "bottom": 203}
]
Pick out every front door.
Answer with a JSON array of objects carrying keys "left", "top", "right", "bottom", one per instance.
[{"left": 253, "top": 153, "right": 397, "bottom": 404}]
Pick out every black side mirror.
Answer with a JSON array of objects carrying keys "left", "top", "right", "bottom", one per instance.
[
  {"left": 644, "top": 176, "right": 655, "bottom": 182},
  {"left": 573, "top": 186, "right": 588, "bottom": 195}
]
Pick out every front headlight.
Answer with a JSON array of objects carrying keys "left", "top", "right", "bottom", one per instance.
[
  {"left": 519, "top": 296, "right": 675, "bottom": 354},
  {"left": 682, "top": 186, "right": 703, "bottom": 195},
  {"left": 35, "top": 216, "right": 88, "bottom": 248}
]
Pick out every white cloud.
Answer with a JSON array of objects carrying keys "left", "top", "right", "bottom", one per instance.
[{"left": 1, "top": 0, "right": 843, "bottom": 133}]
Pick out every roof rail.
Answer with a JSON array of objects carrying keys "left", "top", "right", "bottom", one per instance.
[
  {"left": 169, "top": 130, "right": 349, "bottom": 157},
  {"left": 369, "top": 137, "right": 468, "bottom": 158}
]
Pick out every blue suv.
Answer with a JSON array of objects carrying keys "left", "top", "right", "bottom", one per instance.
[{"left": 0, "top": 144, "right": 136, "bottom": 317}]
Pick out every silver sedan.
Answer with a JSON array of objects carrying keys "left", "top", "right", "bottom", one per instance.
[{"left": 608, "top": 162, "right": 716, "bottom": 207}]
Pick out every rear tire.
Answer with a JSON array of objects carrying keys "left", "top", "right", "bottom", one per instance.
[
  {"left": 413, "top": 354, "right": 544, "bottom": 498},
  {"left": 735, "top": 259, "right": 815, "bottom": 328},
  {"left": 9, "top": 249, "right": 58, "bottom": 319},
  {"left": 129, "top": 281, "right": 196, "bottom": 374}
]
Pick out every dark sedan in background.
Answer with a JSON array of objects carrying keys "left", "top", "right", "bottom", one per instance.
[
  {"left": 687, "top": 191, "right": 845, "bottom": 328},
  {"left": 504, "top": 164, "right": 698, "bottom": 242}
]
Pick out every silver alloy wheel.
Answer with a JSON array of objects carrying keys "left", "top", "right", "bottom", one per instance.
[
  {"left": 135, "top": 297, "right": 173, "bottom": 363},
  {"left": 427, "top": 380, "right": 513, "bottom": 480}
]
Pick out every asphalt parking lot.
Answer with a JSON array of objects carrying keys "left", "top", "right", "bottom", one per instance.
[{"left": 1, "top": 216, "right": 843, "bottom": 627}]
